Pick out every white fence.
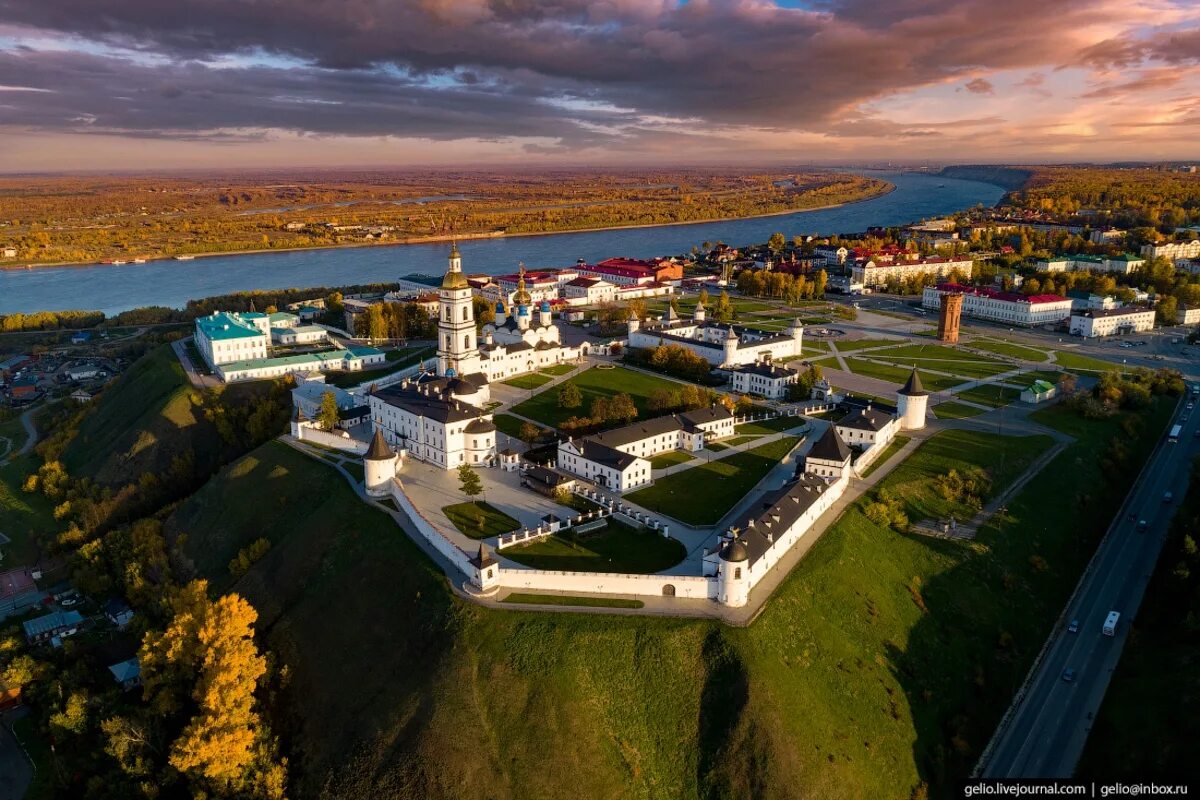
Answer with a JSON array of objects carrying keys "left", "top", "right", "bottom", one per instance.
[
  {"left": 348, "top": 361, "right": 427, "bottom": 396},
  {"left": 296, "top": 424, "right": 368, "bottom": 454},
  {"left": 497, "top": 569, "right": 715, "bottom": 600},
  {"left": 389, "top": 479, "right": 475, "bottom": 576}
]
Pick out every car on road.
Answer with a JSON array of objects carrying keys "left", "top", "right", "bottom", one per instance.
[
  {"left": 1127, "top": 512, "right": 1137, "bottom": 522},
  {"left": 1068, "top": 619, "right": 1080, "bottom": 634},
  {"left": 1062, "top": 668, "right": 1076, "bottom": 683},
  {"left": 1164, "top": 492, "right": 1173, "bottom": 503},
  {"left": 1188, "top": 402, "right": 1195, "bottom": 410},
  {"left": 1137, "top": 519, "right": 1149, "bottom": 531}
]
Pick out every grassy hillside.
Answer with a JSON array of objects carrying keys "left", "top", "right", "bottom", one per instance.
[
  {"left": 63, "top": 343, "right": 287, "bottom": 486},
  {"left": 169, "top": 396, "right": 1173, "bottom": 799}
]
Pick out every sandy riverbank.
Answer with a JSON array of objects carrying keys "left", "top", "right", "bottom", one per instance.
[{"left": 1, "top": 181, "right": 895, "bottom": 272}]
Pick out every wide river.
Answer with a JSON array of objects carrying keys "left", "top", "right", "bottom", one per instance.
[{"left": 0, "top": 171, "right": 1004, "bottom": 315}]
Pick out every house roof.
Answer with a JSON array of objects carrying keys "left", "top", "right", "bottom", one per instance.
[
  {"left": 22, "top": 610, "right": 83, "bottom": 638},
  {"left": 195, "top": 311, "right": 265, "bottom": 341},
  {"left": 807, "top": 426, "right": 851, "bottom": 463},
  {"left": 731, "top": 362, "right": 796, "bottom": 379},
  {"left": 373, "top": 382, "right": 486, "bottom": 424},
  {"left": 565, "top": 438, "right": 642, "bottom": 470},
  {"left": 108, "top": 658, "right": 141, "bottom": 684},
  {"left": 727, "top": 474, "right": 839, "bottom": 566},
  {"left": 524, "top": 464, "right": 572, "bottom": 488},
  {"left": 838, "top": 406, "right": 895, "bottom": 432},
  {"left": 1073, "top": 306, "right": 1153, "bottom": 319}
]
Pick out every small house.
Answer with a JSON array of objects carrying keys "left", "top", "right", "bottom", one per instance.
[
  {"left": 1021, "top": 380, "right": 1057, "bottom": 404},
  {"left": 104, "top": 597, "right": 135, "bottom": 628},
  {"left": 22, "top": 610, "right": 84, "bottom": 644},
  {"left": 108, "top": 658, "right": 142, "bottom": 691}
]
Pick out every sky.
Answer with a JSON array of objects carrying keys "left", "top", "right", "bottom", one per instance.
[{"left": 0, "top": 0, "right": 1198, "bottom": 172}]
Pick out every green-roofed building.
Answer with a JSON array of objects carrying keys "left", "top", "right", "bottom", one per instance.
[{"left": 1020, "top": 378, "right": 1058, "bottom": 404}]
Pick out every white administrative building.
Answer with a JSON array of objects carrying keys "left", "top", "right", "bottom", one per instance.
[
  {"left": 194, "top": 310, "right": 386, "bottom": 382},
  {"left": 923, "top": 284, "right": 1073, "bottom": 326},
  {"left": 556, "top": 406, "right": 735, "bottom": 492},
  {"left": 628, "top": 302, "right": 803, "bottom": 367},
  {"left": 1068, "top": 307, "right": 1156, "bottom": 338}
]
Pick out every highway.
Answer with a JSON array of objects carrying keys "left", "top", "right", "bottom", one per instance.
[{"left": 980, "top": 388, "right": 1199, "bottom": 778}]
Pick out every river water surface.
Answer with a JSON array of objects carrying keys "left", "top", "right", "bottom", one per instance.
[{"left": 0, "top": 171, "right": 1004, "bottom": 315}]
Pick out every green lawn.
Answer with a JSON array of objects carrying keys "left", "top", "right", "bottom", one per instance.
[
  {"left": 500, "top": 593, "right": 645, "bottom": 609},
  {"left": 868, "top": 343, "right": 1000, "bottom": 363},
  {"left": 493, "top": 413, "right": 530, "bottom": 441},
  {"left": 626, "top": 436, "right": 800, "bottom": 525},
  {"left": 501, "top": 519, "right": 686, "bottom": 573},
  {"left": 860, "top": 434, "right": 911, "bottom": 478},
  {"left": 735, "top": 416, "right": 805, "bottom": 435},
  {"left": 970, "top": 339, "right": 1051, "bottom": 362},
  {"left": 842, "top": 358, "right": 965, "bottom": 391},
  {"left": 511, "top": 366, "right": 684, "bottom": 430},
  {"left": 443, "top": 501, "right": 520, "bottom": 539},
  {"left": 833, "top": 337, "right": 905, "bottom": 352},
  {"left": 1018, "top": 369, "right": 1068, "bottom": 386},
  {"left": 503, "top": 373, "right": 553, "bottom": 390},
  {"left": 1052, "top": 350, "right": 1125, "bottom": 374},
  {"left": 540, "top": 363, "right": 578, "bottom": 377},
  {"left": 933, "top": 401, "right": 988, "bottom": 419},
  {"left": 649, "top": 451, "right": 694, "bottom": 469},
  {"left": 954, "top": 384, "right": 1021, "bottom": 408}
]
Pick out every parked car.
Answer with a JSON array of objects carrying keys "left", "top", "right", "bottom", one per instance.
[{"left": 60, "top": 597, "right": 81, "bottom": 608}]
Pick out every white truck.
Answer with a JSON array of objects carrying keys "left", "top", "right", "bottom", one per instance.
[{"left": 1102, "top": 610, "right": 1120, "bottom": 636}]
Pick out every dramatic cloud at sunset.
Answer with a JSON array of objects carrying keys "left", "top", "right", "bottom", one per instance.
[{"left": 0, "top": 0, "right": 1198, "bottom": 170}]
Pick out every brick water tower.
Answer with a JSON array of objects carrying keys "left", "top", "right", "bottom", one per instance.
[{"left": 938, "top": 292, "right": 963, "bottom": 344}]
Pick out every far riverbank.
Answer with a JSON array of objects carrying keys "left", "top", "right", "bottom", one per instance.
[{"left": 0, "top": 182, "right": 894, "bottom": 273}]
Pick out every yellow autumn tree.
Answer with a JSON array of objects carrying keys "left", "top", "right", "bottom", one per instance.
[
  {"left": 168, "top": 591, "right": 267, "bottom": 786},
  {"left": 140, "top": 580, "right": 282, "bottom": 796}
]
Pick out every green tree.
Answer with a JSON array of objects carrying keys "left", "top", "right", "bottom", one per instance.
[
  {"left": 814, "top": 268, "right": 828, "bottom": 298},
  {"left": 558, "top": 382, "right": 582, "bottom": 409},
  {"left": 317, "top": 391, "right": 340, "bottom": 431},
  {"left": 1156, "top": 295, "right": 1178, "bottom": 326},
  {"left": 457, "top": 462, "right": 484, "bottom": 501},
  {"left": 768, "top": 232, "right": 786, "bottom": 254}
]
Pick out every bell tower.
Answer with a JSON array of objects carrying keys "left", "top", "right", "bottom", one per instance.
[{"left": 437, "top": 243, "right": 482, "bottom": 377}]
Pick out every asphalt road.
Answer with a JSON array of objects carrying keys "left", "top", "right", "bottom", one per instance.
[{"left": 980, "top": 390, "right": 1199, "bottom": 778}]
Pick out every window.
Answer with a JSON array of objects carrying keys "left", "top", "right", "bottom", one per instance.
[{"left": 734, "top": 567, "right": 742, "bottom": 579}]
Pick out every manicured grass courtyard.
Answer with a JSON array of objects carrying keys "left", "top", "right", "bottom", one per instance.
[
  {"left": 842, "top": 358, "right": 965, "bottom": 391},
  {"left": 511, "top": 366, "right": 684, "bottom": 430},
  {"left": 626, "top": 436, "right": 800, "bottom": 525},
  {"left": 868, "top": 343, "right": 999, "bottom": 363},
  {"left": 502, "top": 373, "right": 553, "bottom": 390},
  {"left": 970, "top": 339, "right": 1051, "bottom": 362},
  {"left": 1052, "top": 350, "right": 1126, "bottom": 374},
  {"left": 539, "top": 363, "right": 578, "bottom": 376},
  {"left": 492, "top": 414, "right": 528, "bottom": 441},
  {"left": 955, "top": 384, "right": 1021, "bottom": 408},
  {"left": 500, "top": 593, "right": 644, "bottom": 609},
  {"left": 649, "top": 451, "right": 694, "bottom": 469},
  {"left": 933, "top": 401, "right": 988, "bottom": 419},
  {"left": 833, "top": 337, "right": 904, "bottom": 352},
  {"left": 501, "top": 519, "right": 686, "bottom": 573},
  {"left": 443, "top": 501, "right": 520, "bottom": 539},
  {"left": 735, "top": 416, "right": 805, "bottom": 435},
  {"left": 1019, "top": 369, "right": 1068, "bottom": 386}
]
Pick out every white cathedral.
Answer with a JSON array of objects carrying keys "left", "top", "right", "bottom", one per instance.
[{"left": 363, "top": 246, "right": 580, "bottom": 471}]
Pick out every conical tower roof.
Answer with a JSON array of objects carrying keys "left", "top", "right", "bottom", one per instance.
[
  {"left": 899, "top": 367, "right": 929, "bottom": 397},
  {"left": 471, "top": 542, "right": 498, "bottom": 569},
  {"left": 365, "top": 428, "right": 393, "bottom": 460}
]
